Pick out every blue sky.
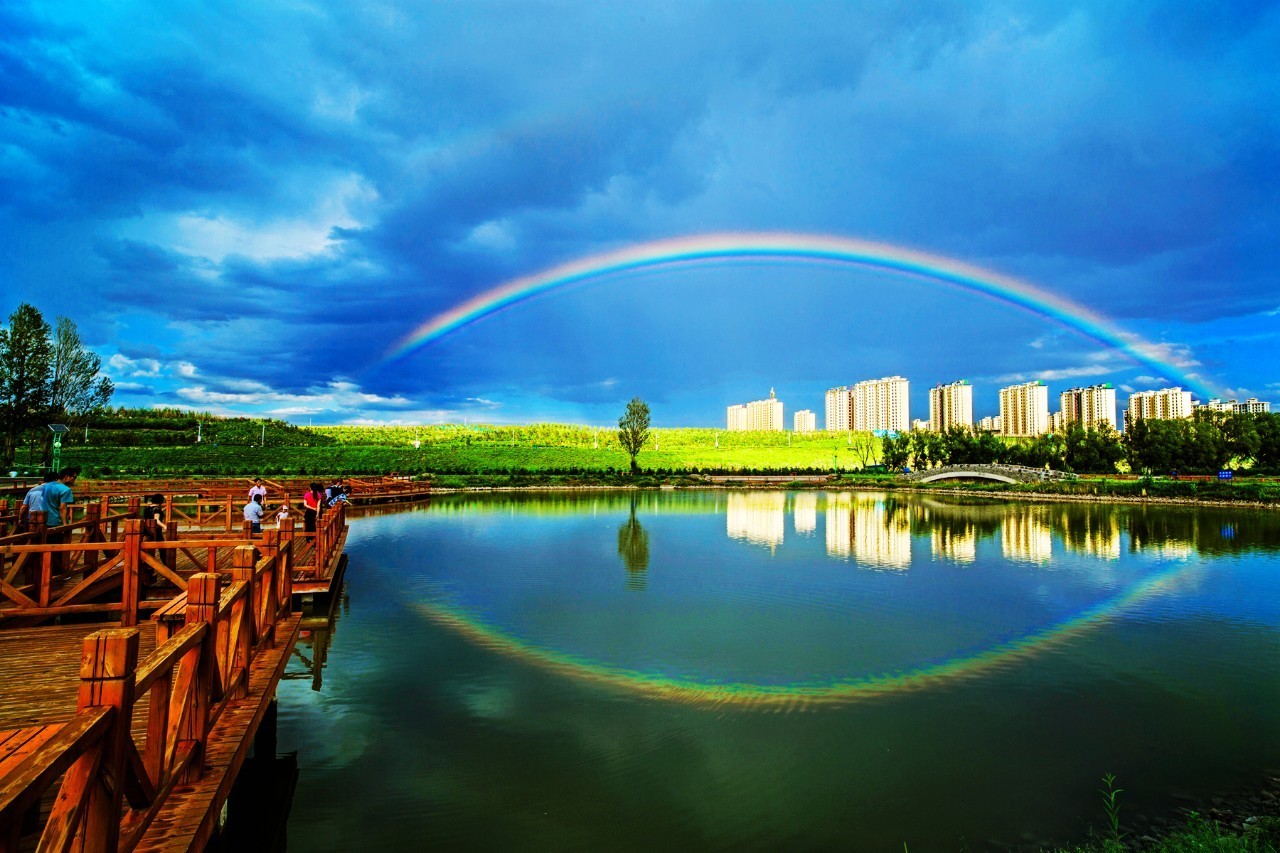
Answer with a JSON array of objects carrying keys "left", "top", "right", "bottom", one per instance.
[{"left": 2, "top": 1, "right": 1276, "bottom": 426}]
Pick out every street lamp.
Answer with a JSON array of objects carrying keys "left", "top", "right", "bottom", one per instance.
[{"left": 48, "top": 424, "right": 69, "bottom": 473}]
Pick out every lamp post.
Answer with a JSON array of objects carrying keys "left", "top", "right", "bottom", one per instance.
[{"left": 48, "top": 424, "right": 69, "bottom": 473}]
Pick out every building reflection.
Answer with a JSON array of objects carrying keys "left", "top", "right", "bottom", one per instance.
[
  {"left": 793, "top": 493, "right": 817, "bottom": 535},
  {"left": 825, "top": 493, "right": 911, "bottom": 569},
  {"left": 1001, "top": 507, "right": 1053, "bottom": 563},
  {"left": 727, "top": 492, "right": 786, "bottom": 550},
  {"left": 931, "top": 526, "right": 976, "bottom": 563},
  {"left": 1054, "top": 507, "right": 1121, "bottom": 560}
]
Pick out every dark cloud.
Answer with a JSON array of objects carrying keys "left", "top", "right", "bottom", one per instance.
[{"left": 2, "top": 0, "right": 1276, "bottom": 422}]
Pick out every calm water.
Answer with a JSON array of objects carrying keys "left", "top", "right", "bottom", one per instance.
[{"left": 276, "top": 492, "right": 1280, "bottom": 851}]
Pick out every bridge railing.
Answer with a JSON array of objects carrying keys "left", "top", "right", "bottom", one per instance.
[{"left": 0, "top": 539, "right": 294, "bottom": 852}]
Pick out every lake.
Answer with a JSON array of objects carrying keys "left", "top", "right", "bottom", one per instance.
[{"left": 275, "top": 491, "right": 1280, "bottom": 850}]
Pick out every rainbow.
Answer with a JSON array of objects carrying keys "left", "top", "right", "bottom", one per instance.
[
  {"left": 386, "top": 232, "right": 1212, "bottom": 396},
  {"left": 414, "top": 557, "right": 1198, "bottom": 710}
]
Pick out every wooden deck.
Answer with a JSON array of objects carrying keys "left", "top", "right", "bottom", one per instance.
[{"left": 0, "top": 507, "right": 322, "bottom": 852}]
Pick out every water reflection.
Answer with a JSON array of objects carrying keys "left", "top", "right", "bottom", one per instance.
[
  {"left": 793, "top": 493, "right": 817, "bottom": 535},
  {"left": 726, "top": 492, "right": 786, "bottom": 550},
  {"left": 825, "top": 493, "right": 911, "bottom": 568},
  {"left": 617, "top": 500, "right": 650, "bottom": 589},
  {"left": 1001, "top": 507, "right": 1053, "bottom": 564}
]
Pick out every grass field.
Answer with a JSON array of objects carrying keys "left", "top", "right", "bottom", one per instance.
[{"left": 55, "top": 426, "right": 881, "bottom": 477}]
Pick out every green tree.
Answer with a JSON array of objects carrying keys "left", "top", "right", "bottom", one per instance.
[
  {"left": 0, "top": 303, "right": 53, "bottom": 468},
  {"left": 617, "top": 397, "right": 651, "bottom": 474},
  {"left": 881, "top": 432, "right": 911, "bottom": 471},
  {"left": 44, "top": 316, "right": 114, "bottom": 463}
]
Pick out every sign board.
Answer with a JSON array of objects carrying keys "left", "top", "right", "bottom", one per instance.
[{"left": 1218, "top": 470, "right": 1233, "bottom": 480}]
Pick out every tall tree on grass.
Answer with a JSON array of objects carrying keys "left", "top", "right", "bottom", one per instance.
[
  {"left": 617, "top": 397, "right": 651, "bottom": 475},
  {"left": 44, "top": 317, "right": 114, "bottom": 464},
  {"left": 0, "top": 304, "right": 53, "bottom": 468}
]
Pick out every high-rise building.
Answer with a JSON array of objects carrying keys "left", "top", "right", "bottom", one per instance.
[
  {"left": 727, "top": 389, "right": 784, "bottom": 432},
  {"left": 999, "top": 381, "right": 1049, "bottom": 436},
  {"left": 793, "top": 409, "right": 816, "bottom": 433},
  {"left": 851, "top": 376, "right": 909, "bottom": 433},
  {"left": 978, "top": 415, "right": 1003, "bottom": 433},
  {"left": 928, "top": 380, "right": 973, "bottom": 432},
  {"left": 1128, "top": 388, "right": 1193, "bottom": 422},
  {"left": 825, "top": 386, "right": 851, "bottom": 432},
  {"left": 1195, "top": 397, "right": 1272, "bottom": 415},
  {"left": 1060, "top": 384, "right": 1117, "bottom": 431},
  {"left": 726, "top": 404, "right": 748, "bottom": 432}
]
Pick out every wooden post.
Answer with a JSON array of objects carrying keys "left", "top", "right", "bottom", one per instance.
[
  {"left": 278, "top": 518, "right": 295, "bottom": 610},
  {"left": 127, "top": 496, "right": 141, "bottom": 518},
  {"left": 164, "top": 494, "right": 175, "bottom": 527},
  {"left": 183, "top": 573, "right": 219, "bottom": 783},
  {"left": 165, "top": 520, "right": 179, "bottom": 571},
  {"left": 259, "top": 530, "right": 279, "bottom": 642},
  {"left": 120, "top": 518, "right": 142, "bottom": 627},
  {"left": 75, "top": 628, "right": 140, "bottom": 852},
  {"left": 224, "top": 497, "right": 232, "bottom": 533},
  {"left": 83, "top": 503, "right": 102, "bottom": 574},
  {"left": 231, "top": 546, "right": 257, "bottom": 694}
]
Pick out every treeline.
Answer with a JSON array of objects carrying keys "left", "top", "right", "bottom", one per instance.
[
  {"left": 63, "top": 407, "right": 336, "bottom": 449},
  {"left": 882, "top": 412, "right": 1280, "bottom": 475},
  {"left": 0, "top": 304, "right": 113, "bottom": 468}
]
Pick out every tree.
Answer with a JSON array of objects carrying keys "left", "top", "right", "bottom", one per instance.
[
  {"left": 617, "top": 397, "right": 651, "bottom": 474},
  {"left": 44, "top": 317, "right": 114, "bottom": 464},
  {"left": 881, "top": 432, "right": 911, "bottom": 471},
  {"left": 0, "top": 304, "right": 52, "bottom": 468}
]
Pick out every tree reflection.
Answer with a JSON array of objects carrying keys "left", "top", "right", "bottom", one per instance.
[{"left": 618, "top": 500, "right": 650, "bottom": 589}]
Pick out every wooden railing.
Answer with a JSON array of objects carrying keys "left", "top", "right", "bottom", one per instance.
[
  {"left": 0, "top": 538, "right": 293, "bottom": 852},
  {"left": 298, "top": 502, "right": 346, "bottom": 581},
  {"left": 0, "top": 518, "right": 300, "bottom": 627}
]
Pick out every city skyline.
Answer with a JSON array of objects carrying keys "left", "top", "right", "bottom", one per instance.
[{"left": 2, "top": 3, "right": 1276, "bottom": 426}]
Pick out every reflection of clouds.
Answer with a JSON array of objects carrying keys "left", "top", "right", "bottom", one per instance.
[
  {"left": 793, "top": 493, "right": 817, "bottom": 535},
  {"left": 727, "top": 492, "right": 785, "bottom": 550},
  {"left": 824, "top": 493, "right": 910, "bottom": 568},
  {"left": 1001, "top": 509, "right": 1052, "bottom": 564}
]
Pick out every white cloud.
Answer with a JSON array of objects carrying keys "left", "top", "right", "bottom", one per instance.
[
  {"left": 108, "top": 354, "right": 161, "bottom": 377},
  {"left": 174, "top": 378, "right": 412, "bottom": 416}
]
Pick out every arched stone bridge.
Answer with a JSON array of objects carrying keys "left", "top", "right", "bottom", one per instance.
[{"left": 901, "top": 464, "right": 1076, "bottom": 484}]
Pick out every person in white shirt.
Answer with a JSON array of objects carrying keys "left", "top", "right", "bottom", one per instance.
[{"left": 248, "top": 478, "right": 268, "bottom": 503}]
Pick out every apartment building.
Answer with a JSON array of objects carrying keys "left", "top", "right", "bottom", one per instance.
[
  {"left": 999, "top": 381, "right": 1049, "bottom": 436},
  {"left": 851, "top": 376, "right": 909, "bottom": 433},
  {"left": 825, "top": 386, "right": 851, "bottom": 432},
  {"left": 1060, "top": 383, "right": 1118, "bottom": 431},
  {"left": 793, "top": 409, "right": 816, "bottom": 433},
  {"left": 1128, "top": 388, "right": 1193, "bottom": 422},
  {"left": 1195, "top": 397, "right": 1272, "bottom": 415},
  {"left": 928, "top": 379, "right": 973, "bottom": 432},
  {"left": 727, "top": 389, "right": 784, "bottom": 432}
]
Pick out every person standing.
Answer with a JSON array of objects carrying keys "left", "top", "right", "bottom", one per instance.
[
  {"left": 42, "top": 467, "right": 79, "bottom": 572},
  {"left": 143, "top": 493, "right": 166, "bottom": 541},
  {"left": 248, "top": 478, "right": 268, "bottom": 503},
  {"left": 302, "top": 482, "right": 322, "bottom": 533},
  {"left": 42, "top": 467, "right": 79, "bottom": 527},
  {"left": 18, "top": 471, "right": 56, "bottom": 531},
  {"left": 243, "top": 493, "right": 264, "bottom": 535}
]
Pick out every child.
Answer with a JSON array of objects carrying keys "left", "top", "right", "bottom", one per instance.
[{"left": 275, "top": 499, "right": 293, "bottom": 527}]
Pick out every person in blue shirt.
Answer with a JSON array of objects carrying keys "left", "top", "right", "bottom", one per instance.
[
  {"left": 42, "top": 467, "right": 79, "bottom": 527},
  {"left": 243, "top": 494, "right": 264, "bottom": 534},
  {"left": 18, "top": 471, "right": 57, "bottom": 530}
]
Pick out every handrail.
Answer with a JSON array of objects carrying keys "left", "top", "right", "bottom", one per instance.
[
  {"left": 0, "top": 557, "right": 297, "bottom": 850},
  {"left": 0, "top": 706, "right": 113, "bottom": 824}
]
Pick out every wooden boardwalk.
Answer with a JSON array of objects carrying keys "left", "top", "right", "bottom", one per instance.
[{"left": 0, "top": 492, "right": 349, "bottom": 852}]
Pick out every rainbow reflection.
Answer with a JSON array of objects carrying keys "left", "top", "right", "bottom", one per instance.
[{"left": 414, "top": 557, "right": 1199, "bottom": 710}]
